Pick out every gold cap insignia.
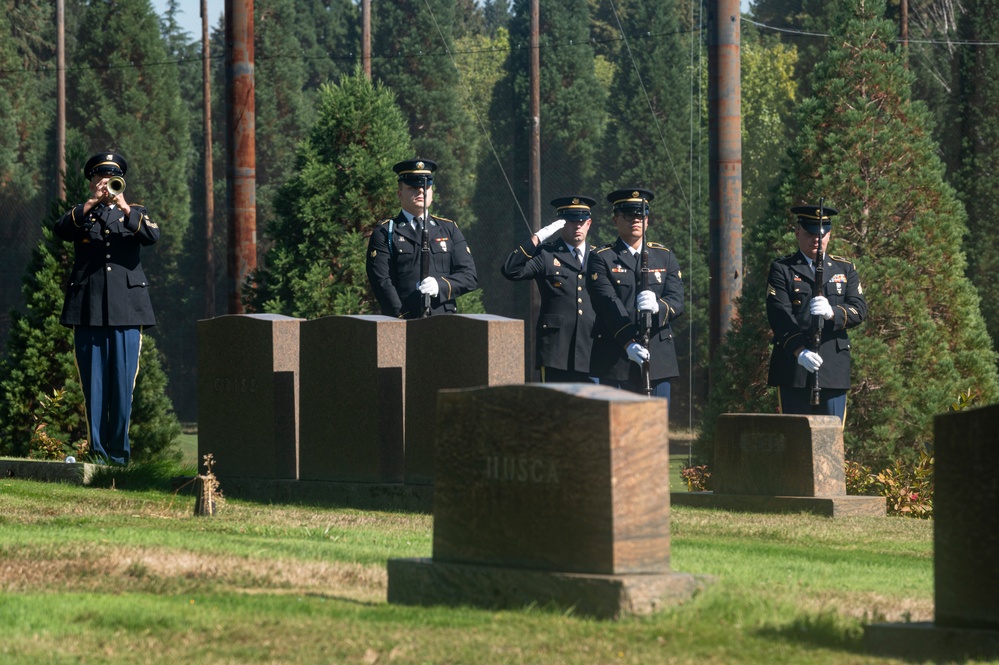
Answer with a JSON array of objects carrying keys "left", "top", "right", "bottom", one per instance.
[
  {"left": 416, "top": 161, "right": 425, "bottom": 170},
  {"left": 632, "top": 191, "right": 639, "bottom": 198},
  {"left": 572, "top": 198, "right": 580, "bottom": 205}
]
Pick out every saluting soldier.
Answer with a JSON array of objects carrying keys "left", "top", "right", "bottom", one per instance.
[
  {"left": 766, "top": 204, "right": 867, "bottom": 421},
  {"left": 365, "top": 158, "right": 478, "bottom": 318},
  {"left": 587, "top": 188, "right": 684, "bottom": 399},
  {"left": 501, "top": 195, "right": 598, "bottom": 383},
  {"left": 55, "top": 152, "right": 159, "bottom": 465}
]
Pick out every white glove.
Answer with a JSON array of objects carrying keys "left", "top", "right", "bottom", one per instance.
[
  {"left": 626, "top": 342, "right": 650, "bottom": 365},
  {"left": 417, "top": 277, "right": 439, "bottom": 297},
  {"left": 810, "top": 296, "right": 834, "bottom": 320},
  {"left": 797, "top": 349, "right": 823, "bottom": 373},
  {"left": 535, "top": 219, "right": 566, "bottom": 243},
  {"left": 636, "top": 290, "right": 660, "bottom": 314}
]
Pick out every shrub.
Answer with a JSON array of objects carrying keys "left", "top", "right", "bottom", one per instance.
[{"left": 679, "top": 463, "right": 712, "bottom": 492}]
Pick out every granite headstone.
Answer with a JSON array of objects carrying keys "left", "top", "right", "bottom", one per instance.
[
  {"left": 403, "top": 314, "right": 523, "bottom": 484},
  {"left": 388, "top": 383, "right": 704, "bottom": 618},
  {"left": 197, "top": 314, "right": 302, "bottom": 480},
  {"left": 298, "top": 315, "right": 406, "bottom": 483}
]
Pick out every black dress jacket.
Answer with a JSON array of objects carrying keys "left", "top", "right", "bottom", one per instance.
[
  {"left": 55, "top": 202, "right": 159, "bottom": 328},
  {"left": 501, "top": 235, "right": 596, "bottom": 373},
  {"left": 366, "top": 211, "right": 478, "bottom": 319},
  {"left": 587, "top": 238, "right": 685, "bottom": 382},
  {"left": 766, "top": 251, "right": 867, "bottom": 389}
]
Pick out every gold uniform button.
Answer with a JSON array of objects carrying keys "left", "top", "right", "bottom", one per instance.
[
  {"left": 577, "top": 298, "right": 582, "bottom": 303},
  {"left": 106, "top": 266, "right": 112, "bottom": 272},
  {"left": 578, "top": 310, "right": 583, "bottom": 315},
  {"left": 577, "top": 286, "right": 582, "bottom": 291}
]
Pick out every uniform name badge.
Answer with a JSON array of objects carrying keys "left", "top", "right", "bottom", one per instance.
[
  {"left": 655, "top": 271, "right": 662, "bottom": 283},
  {"left": 439, "top": 240, "right": 448, "bottom": 252}
]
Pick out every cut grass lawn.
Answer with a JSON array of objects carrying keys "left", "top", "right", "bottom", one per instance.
[{"left": 0, "top": 475, "right": 976, "bottom": 665}]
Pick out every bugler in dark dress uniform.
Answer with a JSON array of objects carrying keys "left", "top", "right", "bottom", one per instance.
[
  {"left": 766, "top": 204, "right": 867, "bottom": 421},
  {"left": 55, "top": 152, "right": 159, "bottom": 464},
  {"left": 365, "top": 158, "right": 477, "bottom": 318},
  {"left": 501, "top": 195, "right": 598, "bottom": 383},
  {"left": 588, "top": 189, "right": 684, "bottom": 398}
]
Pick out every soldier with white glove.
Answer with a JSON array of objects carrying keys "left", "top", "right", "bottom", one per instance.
[{"left": 766, "top": 204, "right": 867, "bottom": 421}]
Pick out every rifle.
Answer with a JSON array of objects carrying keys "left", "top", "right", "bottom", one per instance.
[
  {"left": 809, "top": 197, "right": 826, "bottom": 406},
  {"left": 420, "top": 175, "right": 432, "bottom": 318},
  {"left": 638, "top": 196, "right": 652, "bottom": 397}
]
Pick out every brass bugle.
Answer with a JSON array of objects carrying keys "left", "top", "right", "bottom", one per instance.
[{"left": 107, "top": 176, "right": 126, "bottom": 196}]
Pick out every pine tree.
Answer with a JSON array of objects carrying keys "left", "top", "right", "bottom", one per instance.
[
  {"left": 0, "top": 152, "right": 181, "bottom": 460},
  {"left": 371, "top": 0, "right": 481, "bottom": 228},
  {"left": 956, "top": 1, "right": 999, "bottom": 352},
  {"left": 0, "top": 1, "right": 56, "bottom": 354},
  {"left": 700, "top": 0, "right": 999, "bottom": 467},
  {"left": 248, "top": 69, "right": 413, "bottom": 318}
]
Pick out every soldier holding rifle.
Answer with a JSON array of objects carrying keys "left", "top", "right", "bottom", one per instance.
[
  {"left": 588, "top": 188, "right": 684, "bottom": 399},
  {"left": 366, "top": 158, "right": 478, "bottom": 319},
  {"left": 766, "top": 204, "right": 867, "bottom": 421}
]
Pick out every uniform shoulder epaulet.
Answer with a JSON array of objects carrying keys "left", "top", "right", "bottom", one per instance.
[
  {"left": 378, "top": 218, "right": 393, "bottom": 226},
  {"left": 829, "top": 254, "right": 854, "bottom": 264},
  {"left": 776, "top": 253, "right": 796, "bottom": 262},
  {"left": 432, "top": 215, "right": 456, "bottom": 226},
  {"left": 647, "top": 241, "right": 670, "bottom": 251},
  {"left": 596, "top": 244, "right": 614, "bottom": 253}
]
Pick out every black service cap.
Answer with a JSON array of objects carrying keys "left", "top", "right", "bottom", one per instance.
[
  {"left": 393, "top": 158, "right": 436, "bottom": 187},
  {"left": 551, "top": 195, "right": 596, "bottom": 222},
  {"left": 84, "top": 152, "right": 127, "bottom": 179},
  {"left": 607, "top": 188, "right": 654, "bottom": 215},
  {"left": 791, "top": 204, "right": 838, "bottom": 235}
]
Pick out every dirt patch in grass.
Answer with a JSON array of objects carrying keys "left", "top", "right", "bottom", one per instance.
[{"left": 0, "top": 545, "right": 387, "bottom": 603}]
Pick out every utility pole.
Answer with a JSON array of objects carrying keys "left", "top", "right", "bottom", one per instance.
[
  {"left": 224, "top": 0, "right": 257, "bottom": 313},
  {"left": 203, "top": 0, "right": 216, "bottom": 318},
  {"left": 362, "top": 0, "right": 371, "bottom": 79},
  {"left": 707, "top": 0, "right": 743, "bottom": 371},
  {"left": 56, "top": 0, "right": 66, "bottom": 200},
  {"left": 527, "top": 0, "right": 542, "bottom": 381}
]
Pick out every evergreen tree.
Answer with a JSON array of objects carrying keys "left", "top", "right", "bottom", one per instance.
[
  {"left": 956, "top": 1, "right": 999, "bottom": 352},
  {"left": 700, "top": 0, "right": 999, "bottom": 467},
  {"left": 483, "top": 0, "right": 511, "bottom": 35},
  {"left": 248, "top": 69, "right": 412, "bottom": 318},
  {"left": 296, "top": 0, "right": 359, "bottom": 90},
  {"left": 371, "top": 0, "right": 481, "bottom": 230},
  {"left": 0, "top": 153, "right": 181, "bottom": 461},
  {"left": 255, "top": 0, "right": 317, "bottom": 234},
  {"left": 0, "top": 1, "right": 56, "bottom": 352}
]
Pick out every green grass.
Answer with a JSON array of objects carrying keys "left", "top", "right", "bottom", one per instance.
[{"left": 0, "top": 476, "right": 978, "bottom": 665}]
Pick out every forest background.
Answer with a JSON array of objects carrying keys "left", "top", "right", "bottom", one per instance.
[{"left": 1, "top": 0, "right": 997, "bottom": 470}]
